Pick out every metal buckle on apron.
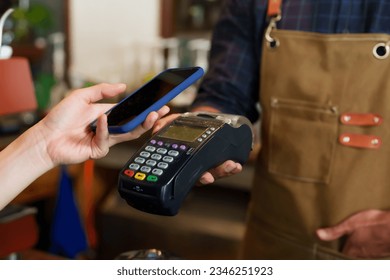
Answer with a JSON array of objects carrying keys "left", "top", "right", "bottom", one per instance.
[
  {"left": 265, "top": 15, "right": 281, "bottom": 49},
  {"left": 265, "top": 0, "right": 282, "bottom": 49},
  {"left": 373, "top": 41, "right": 390, "bottom": 60}
]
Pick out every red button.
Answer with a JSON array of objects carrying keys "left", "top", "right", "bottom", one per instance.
[{"left": 124, "top": 169, "right": 135, "bottom": 177}]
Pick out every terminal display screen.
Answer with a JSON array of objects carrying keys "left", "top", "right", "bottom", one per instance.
[{"left": 160, "top": 124, "right": 206, "bottom": 142}]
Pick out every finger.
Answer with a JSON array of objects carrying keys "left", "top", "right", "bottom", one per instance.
[
  {"left": 196, "top": 161, "right": 242, "bottom": 186},
  {"left": 129, "top": 107, "right": 171, "bottom": 135},
  {"left": 92, "top": 114, "right": 110, "bottom": 158},
  {"left": 76, "top": 83, "right": 126, "bottom": 104},
  {"left": 94, "top": 103, "right": 116, "bottom": 114},
  {"left": 316, "top": 217, "right": 358, "bottom": 241},
  {"left": 108, "top": 124, "right": 153, "bottom": 147},
  {"left": 228, "top": 162, "right": 242, "bottom": 175},
  {"left": 209, "top": 160, "right": 242, "bottom": 179},
  {"left": 156, "top": 105, "right": 171, "bottom": 118},
  {"left": 108, "top": 111, "right": 163, "bottom": 146},
  {"left": 316, "top": 209, "right": 385, "bottom": 241},
  {"left": 141, "top": 111, "right": 160, "bottom": 131},
  {"left": 316, "top": 228, "right": 344, "bottom": 241},
  {"left": 198, "top": 172, "right": 215, "bottom": 185},
  {"left": 153, "top": 113, "right": 180, "bottom": 134}
]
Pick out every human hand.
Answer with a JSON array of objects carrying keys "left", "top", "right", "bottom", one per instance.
[
  {"left": 37, "top": 83, "right": 170, "bottom": 166},
  {"left": 196, "top": 160, "right": 242, "bottom": 185},
  {"left": 316, "top": 209, "right": 390, "bottom": 258},
  {"left": 153, "top": 113, "right": 243, "bottom": 185}
]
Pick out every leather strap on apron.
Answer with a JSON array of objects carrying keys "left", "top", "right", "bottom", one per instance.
[
  {"left": 267, "top": 0, "right": 282, "bottom": 17},
  {"left": 241, "top": 1, "right": 390, "bottom": 259}
]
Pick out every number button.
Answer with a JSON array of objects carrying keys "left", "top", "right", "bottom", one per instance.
[
  {"left": 140, "top": 151, "right": 151, "bottom": 158},
  {"left": 146, "top": 159, "right": 157, "bottom": 167},
  {"left": 129, "top": 163, "right": 140, "bottom": 170},
  {"left": 152, "top": 168, "right": 163, "bottom": 176},
  {"left": 156, "top": 148, "right": 168, "bottom": 154},
  {"left": 140, "top": 166, "right": 151, "bottom": 173},
  {"left": 134, "top": 157, "right": 146, "bottom": 164},
  {"left": 145, "top": 146, "right": 156, "bottom": 152},
  {"left": 168, "top": 150, "right": 179, "bottom": 157},
  {"left": 157, "top": 162, "right": 168, "bottom": 169},
  {"left": 151, "top": 154, "right": 162, "bottom": 160},
  {"left": 163, "top": 156, "right": 174, "bottom": 163}
]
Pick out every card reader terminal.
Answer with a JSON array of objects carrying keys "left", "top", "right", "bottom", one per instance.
[{"left": 118, "top": 112, "right": 253, "bottom": 216}]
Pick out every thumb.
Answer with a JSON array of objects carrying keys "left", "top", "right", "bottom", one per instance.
[
  {"left": 316, "top": 222, "right": 353, "bottom": 241},
  {"left": 316, "top": 228, "right": 345, "bottom": 241},
  {"left": 91, "top": 113, "right": 109, "bottom": 159},
  {"left": 317, "top": 209, "right": 386, "bottom": 241}
]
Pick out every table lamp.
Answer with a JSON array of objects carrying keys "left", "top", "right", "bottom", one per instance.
[{"left": 0, "top": 8, "right": 37, "bottom": 117}]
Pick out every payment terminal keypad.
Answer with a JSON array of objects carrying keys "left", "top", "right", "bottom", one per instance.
[{"left": 123, "top": 140, "right": 188, "bottom": 183}]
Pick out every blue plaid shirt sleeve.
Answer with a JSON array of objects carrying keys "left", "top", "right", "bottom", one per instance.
[{"left": 192, "top": 0, "right": 266, "bottom": 123}]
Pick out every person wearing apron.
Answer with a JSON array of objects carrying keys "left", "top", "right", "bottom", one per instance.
[{"left": 191, "top": 0, "right": 390, "bottom": 259}]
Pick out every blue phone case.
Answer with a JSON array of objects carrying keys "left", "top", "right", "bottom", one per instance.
[{"left": 105, "top": 67, "right": 204, "bottom": 134}]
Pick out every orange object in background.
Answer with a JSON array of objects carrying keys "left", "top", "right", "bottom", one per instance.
[{"left": 0, "top": 57, "right": 37, "bottom": 116}]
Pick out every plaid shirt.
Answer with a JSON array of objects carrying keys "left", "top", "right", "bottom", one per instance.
[{"left": 192, "top": 0, "right": 390, "bottom": 123}]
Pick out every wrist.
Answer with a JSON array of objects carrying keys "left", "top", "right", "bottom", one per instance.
[
  {"left": 0, "top": 121, "right": 58, "bottom": 209},
  {"left": 24, "top": 121, "right": 57, "bottom": 171}
]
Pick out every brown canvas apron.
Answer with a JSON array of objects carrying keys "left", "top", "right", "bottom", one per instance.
[{"left": 240, "top": 2, "right": 390, "bottom": 259}]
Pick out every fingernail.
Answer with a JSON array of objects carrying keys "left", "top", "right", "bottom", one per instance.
[
  {"left": 316, "top": 229, "right": 328, "bottom": 239},
  {"left": 199, "top": 175, "right": 214, "bottom": 185},
  {"left": 199, "top": 178, "right": 208, "bottom": 185}
]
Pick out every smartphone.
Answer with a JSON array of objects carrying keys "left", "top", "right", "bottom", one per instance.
[{"left": 90, "top": 67, "right": 204, "bottom": 134}]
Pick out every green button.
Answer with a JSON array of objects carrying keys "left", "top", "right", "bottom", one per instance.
[{"left": 147, "top": 175, "right": 158, "bottom": 182}]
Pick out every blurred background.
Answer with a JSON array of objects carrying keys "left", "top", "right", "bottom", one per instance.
[{"left": 0, "top": 0, "right": 257, "bottom": 260}]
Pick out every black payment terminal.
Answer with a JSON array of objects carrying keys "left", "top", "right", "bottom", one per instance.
[{"left": 118, "top": 112, "right": 253, "bottom": 216}]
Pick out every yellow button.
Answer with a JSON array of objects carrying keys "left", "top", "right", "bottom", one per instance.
[{"left": 135, "top": 172, "right": 146, "bottom": 181}]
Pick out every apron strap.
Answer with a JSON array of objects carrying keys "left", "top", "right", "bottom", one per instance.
[{"left": 267, "top": 0, "right": 282, "bottom": 18}]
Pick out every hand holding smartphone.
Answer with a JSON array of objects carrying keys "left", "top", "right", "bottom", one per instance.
[{"left": 90, "top": 67, "right": 204, "bottom": 134}]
